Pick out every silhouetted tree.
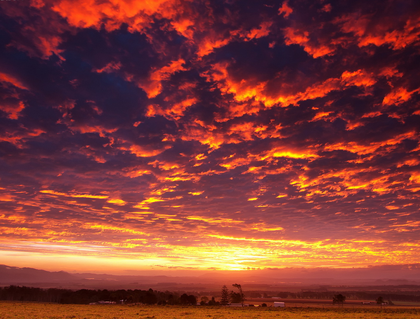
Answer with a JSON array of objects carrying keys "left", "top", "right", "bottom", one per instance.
[
  {"left": 377, "top": 296, "right": 384, "bottom": 308},
  {"left": 188, "top": 294, "right": 197, "bottom": 305},
  {"left": 208, "top": 296, "right": 218, "bottom": 305},
  {"left": 143, "top": 288, "right": 158, "bottom": 304},
  {"left": 333, "top": 294, "right": 346, "bottom": 306},
  {"left": 180, "top": 293, "right": 197, "bottom": 305},
  {"left": 126, "top": 295, "right": 134, "bottom": 303},
  {"left": 220, "top": 285, "right": 229, "bottom": 305},
  {"left": 200, "top": 296, "right": 209, "bottom": 305},
  {"left": 232, "top": 283, "right": 245, "bottom": 306},
  {"left": 230, "top": 291, "right": 242, "bottom": 303},
  {"left": 166, "top": 293, "right": 178, "bottom": 305}
]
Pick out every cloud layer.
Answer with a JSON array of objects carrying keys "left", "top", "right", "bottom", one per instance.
[{"left": 0, "top": 0, "right": 419, "bottom": 272}]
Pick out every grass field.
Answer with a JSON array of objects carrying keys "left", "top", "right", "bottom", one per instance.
[{"left": 1, "top": 302, "right": 420, "bottom": 319}]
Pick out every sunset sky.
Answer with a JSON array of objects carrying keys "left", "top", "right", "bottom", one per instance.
[{"left": 0, "top": 0, "right": 420, "bottom": 275}]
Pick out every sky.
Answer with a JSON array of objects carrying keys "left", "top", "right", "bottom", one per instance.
[{"left": 0, "top": 0, "right": 420, "bottom": 276}]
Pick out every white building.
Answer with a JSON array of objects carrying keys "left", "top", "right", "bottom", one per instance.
[{"left": 273, "top": 302, "right": 285, "bottom": 307}]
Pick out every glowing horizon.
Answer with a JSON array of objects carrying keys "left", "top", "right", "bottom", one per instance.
[{"left": 0, "top": 0, "right": 420, "bottom": 275}]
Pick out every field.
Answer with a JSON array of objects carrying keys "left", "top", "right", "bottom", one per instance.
[{"left": 1, "top": 302, "right": 420, "bottom": 319}]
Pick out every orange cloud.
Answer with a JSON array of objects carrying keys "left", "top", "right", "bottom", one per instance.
[
  {"left": 263, "top": 147, "right": 319, "bottom": 160},
  {"left": 219, "top": 156, "right": 253, "bottom": 170},
  {"left": 40, "top": 190, "right": 109, "bottom": 199},
  {"left": 242, "top": 21, "right": 273, "bottom": 41},
  {"left": 146, "top": 97, "right": 197, "bottom": 120},
  {"left": 0, "top": 73, "right": 28, "bottom": 90},
  {"left": 68, "top": 124, "right": 116, "bottom": 137},
  {"left": 0, "top": 2, "right": 69, "bottom": 59},
  {"left": 52, "top": 0, "right": 172, "bottom": 32},
  {"left": 128, "top": 144, "right": 172, "bottom": 157},
  {"left": 382, "top": 87, "right": 419, "bottom": 106},
  {"left": 337, "top": 12, "right": 420, "bottom": 50},
  {"left": 107, "top": 198, "right": 126, "bottom": 206},
  {"left": 283, "top": 27, "right": 335, "bottom": 58},
  {"left": 204, "top": 61, "right": 376, "bottom": 111},
  {"left": 196, "top": 36, "right": 232, "bottom": 58},
  {"left": 37, "top": 35, "right": 65, "bottom": 60},
  {"left": 180, "top": 121, "right": 226, "bottom": 150},
  {"left": 0, "top": 128, "right": 45, "bottom": 148},
  {"left": 325, "top": 131, "right": 417, "bottom": 156},
  {"left": 136, "top": 59, "right": 187, "bottom": 98},
  {"left": 0, "top": 101, "right": 25, "bottom": 120},
  {"left": 94, "top": 61, "right": 122, "bottom": 74},
  {"left": 279, "top": 0, "right": 293, "bottom": 18}
]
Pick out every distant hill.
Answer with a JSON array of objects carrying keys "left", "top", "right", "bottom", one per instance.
[
  {"left": 0, "top": 264, "right": 76, "bottom": 284},
  {"left": 0, "top": 264, "right": 206, "bottom": 290}
]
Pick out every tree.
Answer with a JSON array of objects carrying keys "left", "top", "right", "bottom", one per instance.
[
  {"left": 200, "top": 296, "right": 209, "bottom": 305},
  {"left": 126, "top": 295, "right": 134, "bottom": 304},
  {"left": 376, "top": 296, "right": 384, "bottom": 308},
  {"left": 220, "top": 285, "right": 229, "bottom": 305},
  {"left": 333, "top": 294, "right": 346, "bottom": 306},
  {"left": 180, "top": 293, "right": 189, "bottom": 305},
  {"left": 232, "top": 283, "right": 245, "bottom": 306},
  {"left": 230, "top": 291, "right": 242, "bottom": 303},
  {"left": 143, "top": 288, "right": 157, "bottom": 305},
  {"left": 180, "top": 293, "right": 197, "bottom": 305},
  {"left": 208, "top": 296, "right": 217, "bottom": 306}
]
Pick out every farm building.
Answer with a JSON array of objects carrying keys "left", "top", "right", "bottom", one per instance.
[{"left": 274, "top": 302, "right": 285, "bottom": 307}]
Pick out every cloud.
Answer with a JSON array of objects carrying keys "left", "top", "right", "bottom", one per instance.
[
  {"left": 0, "top": 0, "right": 419, "bottom": 272},
  {"left": 279, "top": 1, "right": 293, "bottom": 18}
]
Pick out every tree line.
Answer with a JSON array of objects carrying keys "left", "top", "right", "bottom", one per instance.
[
  {"left": 0, "top": 284, "right": 247, "bottom": 306},
  {"left": 255, "top": 290, "right": 420, "bottom": 302},
  {"left": 0, "top": 286, "right": 197, "bottom": 305},
  {"left": 2, "top": 285, "right": 417, "bottom": 305}
]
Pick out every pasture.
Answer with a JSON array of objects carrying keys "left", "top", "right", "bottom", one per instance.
[{"left": 1, "top": 302, "right": 420, "bottom": 319}]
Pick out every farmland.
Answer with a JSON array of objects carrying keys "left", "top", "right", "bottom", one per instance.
[{"left": 1, "top": 302, "right": 420, "bottom": 319}]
